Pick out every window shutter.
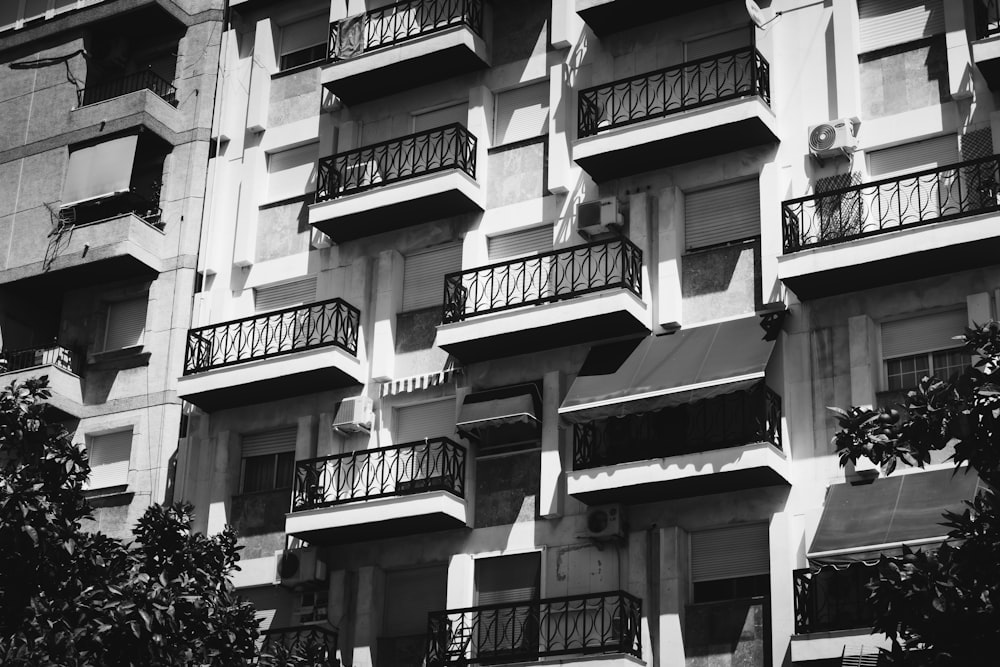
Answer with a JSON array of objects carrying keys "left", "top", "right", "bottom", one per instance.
[
  {"left": 105, "top": 298, "right": 147, "bottom": 351},
  {"left": 383, "top": 565, "right": 449, "bottom": 636},
  {"left": 476, "top": 552, "right": 540, "bottom": 605},
  {"left": 881, "top": 309, "right": 967, "bottom": 359},
  {"left": 413, "top": 103, "right": 468, "bottom": 133},
  {"left": 402, "top": 244, "right": 463, "bottom": 312},
  {"left": 87, "top": 430, "right": 132, "bottom": 489},
  {"left": 280, "top": 15, "right": 327, "bottom": 56},
  {"left": 858, "top": 0, "right": 945, "bottom": 53},
  {"left": 868, "top": 135, "right": 959, "bottom": 178},
  {"left": 487, "top": 224, "right": 554, "bottom": 261},
  {"left": 494, "top": 82, "right": 549, "bottom": 146},
  {"left": 690, "top": 524, "right": 770, "bottom": 582},
  {"left": 395, "top": 399, "right": 456, "bottom": 444},
  {"left": 685, "top": 180, "right": 760, "bottom": 250},
  {"left": 242, "top": 427, "right": 298, "bottom": 458},
  {"left": 684, "top": 27, "right": 751, "bottom": 61},
  {"left": 267, "top": 143, "right": 318, "bottom": 201},
  {"left": 254, "top": 276, "right": 318, "bottom": 312}
]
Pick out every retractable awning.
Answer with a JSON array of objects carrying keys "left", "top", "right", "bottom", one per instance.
[
  {"left": 61, "top": 134, "right": 139, "bottom": 208},
  {"left": 457, "top": 383, "right": 541, "bottom": 441},
  {"left": 808, "top": 468, "right": 982, "bottom": 566},
  {"left": 559, "top": 315, "right": 775, "bottom": 424}
]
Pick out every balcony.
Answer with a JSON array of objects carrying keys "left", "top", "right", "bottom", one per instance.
[
  {"left": 285, "top": 438, "right": 467, "bottom": 544},
  {"left": 435, "top": 238, "right": 648, "bottom": 362},
  {"left": 258, "top": 625, "right": 339, "bottom": 667},
  {"left": 566, "top": 383, "right": 788, "bottom": 505},
  {"left": 426, "top": 591, "right": 642, "bottom": 667},
  {"left": 310, "top": 124, "right": 482, "bottom": 242},
  {"left": 576, "top": 0, "right": 729, "bottom": 37},
  {"left": 323, "top": 0, "right": 489, "bottom": 105},
  {"left": 574, "top": 47, "right": 777, "bottom": 181},
  {"left": 177, "top": 299, "right": 362, "bottom": 411},
  {"left": 0, "top": 345, "right": 84, "bottom": 420},
  {"left": 778, "top": 155, "right": 1000, "bottom": 299},
  {"left": 79, "top": 70, "right": 177, "bottom": 107},
  {"left": 973, "top": 0, "right": 1000, "bottom": 90}
]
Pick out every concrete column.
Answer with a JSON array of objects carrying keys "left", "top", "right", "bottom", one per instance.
[
  {"left": 629, "top": 192, "right": 654, "bottom": 330},
  {"left": 769, "top": 512, "right": 794, "bottom": 667},
  {"left": 447, "top": 552, "right": 475, "bottom": 609},
  {"left": 346, "top": 257, "right": 373, "bottom": 369},
  {"left": 328, "top": 569, "right": 349, "bottom": 652},
  {"left": 548, "top": 62, "right": 572, "bottom": 194},
  {"left": 659, "top": 526, "right": 687, "bottom": 667},
  {"left": 468, "top": 85, "right": 494, "bottom": 189},
  {"left": 296, "top": 415, "right": 317, "bottom": 461},
  {"left": 549, "top": 0, "right": 581, "bottom": 49},
  {"left": 627, "top": 530, "right": 654, "bottom": 667},
  {"left": 848, "top": 314, "right": 878, "bottom": 408},
  {"left": 831, "top": 0, "right": 861, "bottom": 120},
  {"left": 967, "top": 292, "right": 992, "bottom": 327},
  {"left": 657, "top": 187, "right": 683, "bottom": 330},
  {"left": 247, "top": 19, "right": 275, "bottom": 133},
  {"left": 371, "top": 250, "right": 403, "bottom": 382},
  {"left": 232, "top": 135, "right": 262, "bottom": 267},
  {"left": 539, "top": 370, "right": 564, "bottom": 518},
  {"left": 944, "top": 0, "right": 974, "bottom": 100},
  {"left": 758, "top": 161, "right": 783, "bottom": 306},
  {"left": 318, "top": 412, "right": 344, "bottom": 458},
  {"left": 353, "top": 565, "right": 385, "bottom": 667},
  {"left": 207, "top": 430, "right": 237, "bottom": 535}
]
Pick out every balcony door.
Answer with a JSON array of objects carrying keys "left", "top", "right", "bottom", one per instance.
[
  {"left": 866, "top": 134, "right": 960, "bottom": 230},
  {"left": 474, "top": 552, "right": 541, "bottom": 662},
  {"left": 378, "top": 564, "right": 448, "bottom": 667},
  {"left": 682, "top": 27, "right": 752, "bottom": 107},
  {"left": 252, "top": 277, "right": 318, "bottom": 355},
  {"left": 484, "top": 224, "right": 554, "bottom": 311}
]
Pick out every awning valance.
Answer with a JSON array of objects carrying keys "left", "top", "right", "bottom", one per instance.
[
  {"left": 559, "top": 315, "right": 775, "bottom": 424},
  {"left": 61, "top": 134, "right": 139, "bottom": 208},
  {"left": 808, "top": 468, "right": 982, "bottom": 566},
  {"left": 457, "top": 383, "right": 541, "bottom": 441}
]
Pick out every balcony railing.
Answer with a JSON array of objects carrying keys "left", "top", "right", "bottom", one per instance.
[
  {"left": 426, "top": 591, "right": 642, "bottom": 666},
  {"left": 578, "top": 46, "right": 770, "bottom": 138},
  {"left": 315, "top": 124, "right": 477, "bottom": 202},
  {"left": 291, "top": 437, "right": 466, "bottom": 512},
  {"left": 258, "top": 625, "right": 338, "bottom": 667},
  {"left": 442, "top": 238, "right": 642, "bottom": 324},
  {"left": 79, "top": 70, "right": 178, "bottom": 107},
  {"left": 793, "top": 565, "right": 878, "bottom": 635},
  {"left": 975, "top": 0, "right": 1000, "bottom": 39},
  {"left": 574, "top": 383, "right": 781, "bottom": 470},
  {"left": 0, "top": 344, "right": 79, "bottom": 375},
  {"left": 782, "top": 155, "right": 1000, "bottom": 253},
  {"left": 329, "top": 0, "right": 483, "bottom": 59},
  {"left": 183, "top": 298, "right": 360, "bottom": 375}
]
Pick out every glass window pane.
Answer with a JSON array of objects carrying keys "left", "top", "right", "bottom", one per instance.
[
  {"left": 275, "top": 451, "right": 296, "bottom": 489},
  {"left": 243, "top": 455, "right": 276, "bottom": 493},
  {"left": 932, "top": 349, "right": 968, "bottom": 381}
]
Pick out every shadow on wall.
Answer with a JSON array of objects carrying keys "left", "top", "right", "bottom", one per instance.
[{"left": 681, "top": 239, "right": 761, "bottom": 321}]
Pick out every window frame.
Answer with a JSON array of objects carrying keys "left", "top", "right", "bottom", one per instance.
[
  {"left": 883, "top": 347, "right": 968, "bottom": 392},
  {"left": 277, "top": 14, "right": 328, "bottom": 72},
  {"left": 83, "top": 428, "right": 134, "bottom": 491},
  {"left": 102, "top": 296, "right": 148, "bottom": 352},
  {"left": 239, "top": 450, "right": 296, "bottom": 495}
]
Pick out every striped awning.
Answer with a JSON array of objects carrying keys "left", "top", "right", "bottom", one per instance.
[{"left": 380, "top": 368, "right": 461, "bottom": 398}]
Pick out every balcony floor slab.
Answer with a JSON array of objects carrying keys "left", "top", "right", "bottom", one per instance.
[
  {"left": 791, "top": 628, "right": 890, "bottom": 663},
  {"left": 0, "top": 364, "right": 84, "bottom": 420},
  {"left": 973, "top": 35, "right": 1000, "bottom": 90},
  {"left": 480, "top": 652, "right": 646, "bottom": 667}
]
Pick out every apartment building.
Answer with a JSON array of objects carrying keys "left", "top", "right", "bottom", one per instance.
[
  {"left": 172, "top": 1, "right": 1000, "bottom": 666},
  {"left": 0, "top": 0, "right": 223, "bottom": 538}
]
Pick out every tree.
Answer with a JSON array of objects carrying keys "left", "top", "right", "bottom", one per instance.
[
  {"left": 0, "top": 376, "right": 260, "bottom": 665},
  {"left": 832, "top": 321, "right": 1000, "bottom": 665}
]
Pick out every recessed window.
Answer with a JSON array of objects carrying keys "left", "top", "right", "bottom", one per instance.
[
  {"left": 85, "top": 429, "right": 133, "bottom": 490},
  {"left": 267, "top": 143, "right": 318, "bottom": 202},
  {"left": 493, "top": 82, "right": 549, "bottom": 146},
  {"left": 104, "top": 298, "right": 147, "bottom": 351},
  {"left": 278, "top": 15, "right": 327, "bottom": 71},
  {"left": 881, "top": 309, "right": 968, "bottom": 391},
  {"left": 240, "top": 428, "right": 297, "bottom": 494},
  {"left": 294, "top": 589, "right": 329, "bottom": 625}
]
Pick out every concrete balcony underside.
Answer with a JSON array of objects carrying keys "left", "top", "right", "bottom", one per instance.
[
  {"left": 309, "top": 170, "right": 483, "bottom": 242},
  {"left": 71, "top": 87, "right": 184, "bottom": 145},
  {"left": 285, "top": 490, "right": 467, "bottom": 545},
  {"left": 1, "top": 365, "right": 84, "bottom": 420},
  {"left": 566, "top": 441, "right": 790, "bottom": 506},
  {"left": 576, "top": 0, "right": 729, "bottom": 36},
  {"left": 573, "top": 97, "right": 778, "bottom": 182},
  {"left": 973, "top": 36, "right": 1000, "bottom": 90},
  {"left": 778, "top": 211, "right": 1000, "bottom": 300},
  {"left": 322, "top": 26, "right": 489, "bottom": 105},
  {"left": 436, "top": 289, "right": 650, "bottom": 363},
  {"left": 791, "top": 629, "right": 891, "bottom": 664},
  {"left": 177, "top": 345, "right": 363, "bottom": 412},
  {"left": 457, "top": 653, "right": 645, "bottom": 667}
]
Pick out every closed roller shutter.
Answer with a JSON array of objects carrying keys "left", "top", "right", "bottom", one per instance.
[
  {"left": 684, "top": 27, "right": 751, "bottom": 61},
  {"left": 691, "top": 523, "right": 770, "bottom": 582},
  {"left": 494, "top": 82, "right": 549, "bottom": 146},
  {"left": 476, "top": 552, "right": 540, "bottom": 604},
  {"left": 858, "top": 0, "right": 945, "bottom": 53},
  {"left": 87, "top": 430, "right": 133, "bottom": 489},
  {"left": 105, "top": 298, "right": 147, "bottom": 351},
  {"left": 383, "top": 565, "right": 449, "bottom": 636},
  {"left": 402, "top": 244, "right": 463, "bottom": 312},
  {"left": 487, "top": 224, "right": 554, "bottom": 261},
  {"left": 868, "top": 134, "right": 959, "bottom": 178},
  {"left": 242, "top": 427, "right": 297, "bottom": 458},
  {"left": 685, "top": 180, "right": 760, "bottom": 250},
  {"left": 254, "top": 276, "right": 318, "bottom": 312},
  {"left": 395, "top": 399, "right": 456, "bottom": 443},
  {"left": 881, "top": 309, "right": 967, "bottom": 359},
  {"left": 414, "top": 103, "right": 468, "bottom": 132}
]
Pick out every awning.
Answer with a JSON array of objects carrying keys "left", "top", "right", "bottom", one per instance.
[
  {"left": 61, "top": 134, "right": 139, "bottom": 208},
  {"left": 559, "top": 315, "right": 775, "bottom": 424},
  {"left": 457, "top": 383, "right": 541, "bottom": 441},
  {"left": 808, "top": 468, "right": 983, "bottom": 566}
]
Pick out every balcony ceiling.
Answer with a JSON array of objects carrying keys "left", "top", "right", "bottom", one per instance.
[{"left": 577, "top": 0, "right": 731, "bottom": 37}]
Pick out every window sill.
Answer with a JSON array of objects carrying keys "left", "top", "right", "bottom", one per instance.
[
  {"left": 88, "top": 346, "right": 151, "bottom": 371},
  {"left": 85, "top": 486, "right": 134, "bottom": 508},
  {"left": 271, "top": 60, "right": 326, "bottom": 80},
  {"left": 233, "top": 486, "right": 293, "bottom": 499},
  {"left": 259, "top": 192, "right": 315, "bottom": 210}
]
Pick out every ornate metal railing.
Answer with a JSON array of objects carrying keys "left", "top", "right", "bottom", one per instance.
[
  {"left": 793, "top": 565, "right": 878, "bottom": 635},
  {"left": 442, "top": 238, "right": 642, "bottom": 324},
  {"left": 426, "top": 591, "right": 642, "bottom": 666},
  {"left": 79, "top": 70, "right": 177, "bottom": 107},
  {"left": 183, "top": 298, "right": 360, "bottom": 375},
  {"left": 578, "top": 46, "right": 770, "bottom": 138},
  {"left": 782, "top": 155, "right": 1000, "bottom": 253},
  {"left": 0, "top": 344, "right": 79, "bottom": 375},
  {"left": 292, "top": 437, "right": 466, "bottom": 511},
  {"left": 975, "top": 0, "right": 1000, "bottom": 39},
  {"left": 574, "top": 382, "right": 781, "bottom": 470},
  {"left": 258, "top": 625, "right": 339, "bottom": 667},
  {"left": 315, "top": 124, "right": 477, "bottom": 202},
  {"left": 329, "top": 0, "right": 483, "bottom": 59}
]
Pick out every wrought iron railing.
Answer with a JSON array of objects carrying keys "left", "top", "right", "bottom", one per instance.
[
  {"left": 793, "top": 565, "right": 878, "bottom": 635},
  {"left": 975, "top": 0, "right": 1000, "bottom": 39},
  {"left": 258, "top": 625, "right": 339, "bottom": 667},
  {"left": 291, "top": 437, "right": 466, "bottom": 512},
  {"left": 0, "top": 344, "right": 79, "bottom": 375},
  {"left": 574, "top": 382, "right": 781, "bottom": 470},
  {"left": 782, "top": 155, "right": 1000, "bottom": 253},
  {"left": 329, "top": 0, "right": 483, "bottom": 59},
  {"left": 442, "top": 238, "right": 642, "bottom": 324},
  {"left": 315, "top": 124, "right": 477, "bottom": 202},
  {"left": 183, "top": 298, "right": 360, "bottom": 375},
  {"left": 426, "top": 591, "right": 642, "bottom": 666},
  {"left": 79, "top": 70, "right": 177, "bottom": 107},
  {"left": 578, "top": 46, "right": 770, "bottom": 138}
]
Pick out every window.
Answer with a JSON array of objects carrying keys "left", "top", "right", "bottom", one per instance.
[
  {"left": 690, "top": 524, "right": 769, "bottom": 603},
  {"left": 487, "top": 224, "right": 553, "bottom": 262},
  {"left": 279, "top": 15, "right": 327, "bottom": 70},
  {"left": 857, "top": 0, "right": 944, "bottom": 54},
  {"left": 1, "top": 0, "right": 87, "bottom": 31},
  {"left": 413, "top": 103, "right": 467, "bottom": 133},
  {"left": 267, "top": 143, "right": 318, "bottom": 202},
  {"left": 475, "top": 553, "right": 541, "bottom": 657},
  {"left": 395, "top": 399, "right": 456, "bottom": 444},
  {"left": 881, "top": 309, "right": 968, "bottom": 391},
  {"left": 493, "top": 82, "right": 549, "bottom": 146},
  {"left": 294, "top": 589, "right": 329, "bottom": 625},
  {"left": 240, "top": 428, "right": 297, "bottom": 494},
  {"left": 104, "top": 298, "right": 147, "bottom": 351},
  {"left": 684, "top": 179, "right": 760, "bottom": 251},
  {"left": 253, "top": 276, "right": 317, "bottom": 312},
  {"left": 401, "top": 244, "right": 463, "bottom": 312},
  {"left": 683, "top": 26, "right": 750, "bottom": 61},
  {"left": 86, "top": 429, "right": 132, "bottom": 490}
]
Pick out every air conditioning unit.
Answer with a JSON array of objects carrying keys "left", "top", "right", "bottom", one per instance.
[
  {"left": 332, "top": 396, "right": 373, "bottom": 434},
  {"left": 577, "top": 198, "right": 622, "bottom": 238},
  {"left": 585, "top": 504, "right": 625, "bottom": 540},
  {"left": 807, "top": 118, "right": 860, "bottom": 161},
  {"left": 275, "top": 547, "right": 328, "bottom": 589}
]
